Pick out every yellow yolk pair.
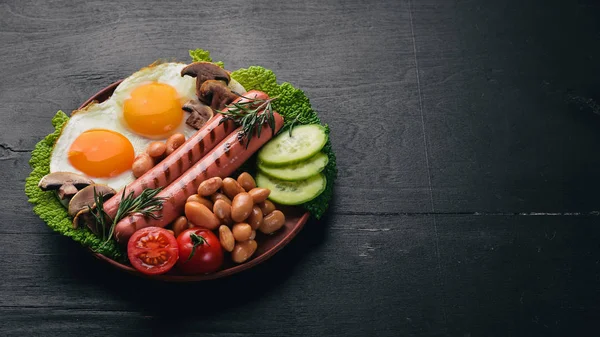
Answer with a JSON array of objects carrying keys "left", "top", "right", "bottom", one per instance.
[{"left": 68, "top": 82, "right": 183, "bottom": 178}]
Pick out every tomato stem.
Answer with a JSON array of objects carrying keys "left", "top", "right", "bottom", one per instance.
[{"left": 188, "top": 232, "right": 210, "bottom": 261}]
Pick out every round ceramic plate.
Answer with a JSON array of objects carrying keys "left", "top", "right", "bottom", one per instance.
[{"left": 80, "top": 81, "right": 310, "bottom": 282}]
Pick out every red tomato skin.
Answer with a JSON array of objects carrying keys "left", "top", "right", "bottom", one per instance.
[
  {"left": 176, "top": 228, "right": 224, "bottom": 274},
  {"left": 127, "top": 227, "right": 179, "bottom": 275}
]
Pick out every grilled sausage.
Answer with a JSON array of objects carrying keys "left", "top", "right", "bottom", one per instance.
[
  {"left": 113, "top": 111, "right": 284, "bottom": 243},
  {"left": 103, "top": 90, "right": 268, "bottom": 218}
]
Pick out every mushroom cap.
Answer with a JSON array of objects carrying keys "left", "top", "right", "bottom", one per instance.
[
  {"left": 73, "top": 208, "right": 94, "bottom": 230},
  {"left": 58, "top": 184, "right": 79, "bottom": 200},
  {"left": 72, "top": 207, "right": 109, "bottom": 232},
  {"left": 38, "top": 172, "right": 93, "bottom": 192},
  {"left": 183, "top": 98, "right": 214, "bottom": 129},
  {"left": 181, "top": 62, "right": 230, "bottom": 92},
  {"left": 68, "top": 184, "right": 116, "bottom": 218},
  {"left": 198, "top": 80, "right": 239, "bottom": 110}
]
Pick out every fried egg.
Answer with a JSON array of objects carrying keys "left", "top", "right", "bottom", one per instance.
[
  {"left": 112, "top": 62, "right": 197, "bottom": 139},
  {"left": 50, "top": 62, "right": 200, "bottom": 191}
]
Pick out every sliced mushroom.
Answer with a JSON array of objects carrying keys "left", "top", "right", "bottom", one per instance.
[
  {"left": 73, "top": 208, "right": 97, "bottom": 230},
  {"left": 38, "top": 172, "right": 94, "bottom": 201},
  {"left": 68, "top": 184, "right": 116, "bottom": 218},
  {"left": 181, "top": 62, "right": 230, "bottom": 97},
  {"left": 58, "top": 184, "right": 78, "bottom": 200},
  {"left": 198, "top": 80, "right": 239, "bottom": 110},
  {"left": 39, "top": 172, "right": 94, "bottom": 208},
  {"left": 182, "top": 98, "right": 214, "bottom": 129}
]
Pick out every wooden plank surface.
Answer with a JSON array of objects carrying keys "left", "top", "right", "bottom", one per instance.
[
  {"left": 2, "top": 0, "right": 600, "bottom": 336},
  {"left": 413, "top": 0, "right": 600, "bottom": 213}
]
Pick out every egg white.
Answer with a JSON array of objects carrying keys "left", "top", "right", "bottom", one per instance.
[
  {"left": 50, "top": 62, "right": 199, "bottom": 191},
  {"left": 50, "top": 100, "right": 140, "bottom": 191},
  {"left": 50, "top": 61, "right": 246, "bottom": 192},
  {"left": 112, "top": 62, "right": 198, "bottom": 139}
]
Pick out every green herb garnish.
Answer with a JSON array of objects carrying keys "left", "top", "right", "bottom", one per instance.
[
  {"left": 218, "top": 95, "right": 278, "bottom": 148},
  {"left": 90, "top": 187, "right": 165, "bottom": 246}
]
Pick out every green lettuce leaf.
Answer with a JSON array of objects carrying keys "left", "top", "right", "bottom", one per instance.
[
  {"left": 24, "top": 111, "right": 125, "bottom": 261},
  {"left": 25, "top": 49, "right": 337, "bottom": 262},
  {"left": 228, "top": 57, "right": 337, "bottom": 219},
  {"left": 189, "top": 49, "right": 224, "bottom": 68}
]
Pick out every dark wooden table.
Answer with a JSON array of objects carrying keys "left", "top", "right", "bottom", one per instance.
[{"left": 2, "top": 0, "right": 600, "bottom": 336}]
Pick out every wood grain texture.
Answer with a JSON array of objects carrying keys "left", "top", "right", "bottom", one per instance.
[
  {"left": 412, "top": 0, "right": 600, "bottom": 213},
  {"left": 2, "top": 0, "right": 600, "bottom": 336},
  {"left": 1, "top": 214, "right": 444, "bottom": 336}
]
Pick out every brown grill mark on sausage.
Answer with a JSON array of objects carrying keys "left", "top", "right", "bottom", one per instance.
[
  {"left": 153, "top": 177, "right": 160, "bottom": 187},
  {"left": 215, "top": 124, "right": 222, "bottom": 141},
  {"left": 178, "top": 180, "right": 187, "bottom": 194},
  {"left": 176, "top": 157, "right": 183, "bottom": 174},
  {"left": 200, "top": 137, "right": 206, "bottom": 153},
  {"left": 213, "top": 150, "right": 221, "bottom": 167},
  {"left": 186, "top": 149, "right": 193, "bottom": 165},
  {"left": 164, "top": 165, "right": 171, "bottom": 181},
  {"left": 223, "top": 142, "right": 231, "bottom": 156},
  {"left": 140, "top": 181, "right": 149, "bottom": 190},
  {"left": 182, "top": 181, "right": 195, "bottom": 197},
  {"left": 208, "top": 129, "right": 215, "bottom": 143}
]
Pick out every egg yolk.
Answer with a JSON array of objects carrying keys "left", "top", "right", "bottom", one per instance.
[
  {"left": 123, "top": 82, "right": 183, "bottom": 137},
  {"left": 68, "top": 129, "right": 135, "bottom": 178}
]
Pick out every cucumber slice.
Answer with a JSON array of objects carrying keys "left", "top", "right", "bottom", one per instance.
[
  {"left": 258, "top": 152, "right": 328, "bottom": 181},
  {"left": 256, "top": 171, "right": 326, "bottom": 205},
  {"left": 258, "top": 124, "right": 328, "bottom": 166}
]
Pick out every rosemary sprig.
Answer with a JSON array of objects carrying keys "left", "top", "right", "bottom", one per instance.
[
  {"left": 90, "top": 187, "right": 165, "bottom": 246},
  {"left": 218, "top": 95, "right": 278, "bottom": 148}
]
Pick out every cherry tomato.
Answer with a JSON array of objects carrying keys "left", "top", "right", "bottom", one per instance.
[
  {"left": 177, "top": 228, "right": 223, "bottom": 274},
  {"left": 127, "top": 227, "right": 178, "bottom": 275}
]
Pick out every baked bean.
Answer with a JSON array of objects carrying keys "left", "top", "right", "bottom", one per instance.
[
  {"left": 218, "top": 225, "right": 235, "bottom": 252},
  {"left": 213, "top": 199, "right": 232, "bottom": 225},
  {"left": 132, "top": 153, "right": 153, "bottom": 178},
  {"left": 172, "top": 216, "right": 189, "bottom": 238},
  {"left": 237, "top": 172, "right": 256, "bottom": 191},
  {"left": 146, "top": 141, "right": 166, "bottom": 159},
  {"left": 165, "top": 133, "right": 185, "bottom": 155},
  {"left": 247, "top": 205, "right": 263, "bottom": 230},
  {"left": 187, "top": 194, "right": 214, "bottom": 209},
  {"left": 222, "top": 177, "right": 245, "bottom": 199},
  {"left": 231, "top": 240, "right": 257, "bottom": 263},
  {"left": 232, "top": 223, "right": 253, "bottom": 242},
  {"left": 249, "top": 230, "right": 256, "bottom": 240},
  {"left": 185, "top": 201, "right": 220, "bottom": 230},
  {"left": 259, "top": 210, "right": 285, "bottom": 234},
  {"left": 258, "top": 200, "right": 276, "bottom": 215},
  {"left": 231, "top": 192, "right": 253, "bottom": 222},
  {"left": 197, "top": 177, "right": 223, "bottom": 196},
  {"left": 248, "top": 188, "right": 270, "bottom": 203},
  {"left": 211, "top": 192, "right": 232, "bottom": 205}
]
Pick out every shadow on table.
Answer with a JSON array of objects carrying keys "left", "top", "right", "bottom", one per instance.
[{"left": 52, "top": 208, "right": 332, "bottom": 328}]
